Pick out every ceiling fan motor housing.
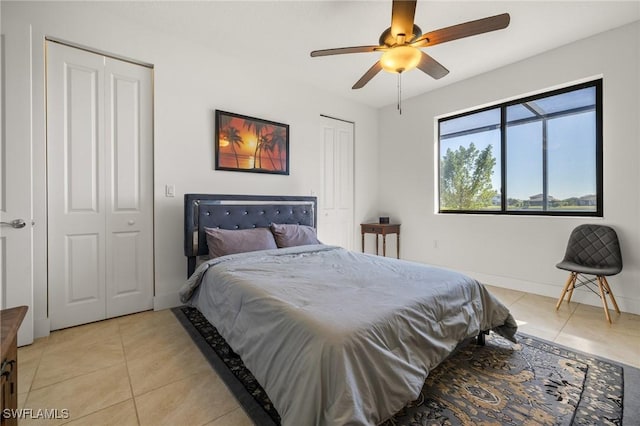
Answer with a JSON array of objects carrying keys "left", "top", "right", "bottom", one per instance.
[{"left": 379, "top": 24, "right": 423, "bottom": 46}]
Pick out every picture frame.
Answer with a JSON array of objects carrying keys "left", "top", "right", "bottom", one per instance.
[{"left": 215, "top": 110, "right": 290, "bottom": 175}]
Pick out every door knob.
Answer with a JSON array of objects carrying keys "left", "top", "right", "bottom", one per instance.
[{"left": 0, "top": 219, "right": 26, "bottom": 229}]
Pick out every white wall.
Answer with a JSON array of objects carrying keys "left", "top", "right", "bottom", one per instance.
[
  {"left": 2, "top": 2, "right": 380, "bottom": 337},
  {"left": 378, "top": 21, "right": 640, "bottom": 315}
]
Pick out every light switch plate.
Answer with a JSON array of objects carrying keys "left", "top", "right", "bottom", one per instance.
[{"left": 165, "top": 184, "right": 175, "bottom": 197}]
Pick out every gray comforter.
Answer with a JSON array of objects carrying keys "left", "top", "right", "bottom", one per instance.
[{"left": 180, "top": 245, "right": 517, "bottom": 426}]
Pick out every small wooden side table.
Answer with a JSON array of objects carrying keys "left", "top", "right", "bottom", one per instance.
[
  {"left": 361, "top": 223, "right": 401, "bottom": 258},
  {"left": 1, "top": 305, "right": 28, "bottom": 426}
]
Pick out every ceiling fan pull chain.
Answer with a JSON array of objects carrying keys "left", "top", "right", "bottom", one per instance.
[
  {"left": 397, "top": 73, "right": 402, "bottom": 115},
  {"left": 397, "top": 73, "right": 399, "bottom": 112}
]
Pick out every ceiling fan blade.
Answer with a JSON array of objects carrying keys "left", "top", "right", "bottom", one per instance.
[
  {"left": 391, "top": 0, "right": 417, "bottom": 40},
  {"left": 412, "top": 13, "right": 510, "bottom": 47},
  {"left": 417, "top": 51, "right": 449, "bottom": 80},
  {"left": 352, "top": 61, "right": 383, "bottom": 89},
  {"left": 310, "top": 45, "right": 384, "bottom": 57}
]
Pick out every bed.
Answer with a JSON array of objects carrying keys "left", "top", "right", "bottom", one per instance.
[{"left": 180, "top": 194, "right": 518, "bottom": 426}]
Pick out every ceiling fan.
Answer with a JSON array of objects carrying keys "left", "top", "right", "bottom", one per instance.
[{"left": 310, "top": 0, "right": 510, "bottom": 90}]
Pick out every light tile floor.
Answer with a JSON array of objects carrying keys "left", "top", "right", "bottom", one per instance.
[{"left": 16, "top": 286, "right": 640, "bottom": 425}]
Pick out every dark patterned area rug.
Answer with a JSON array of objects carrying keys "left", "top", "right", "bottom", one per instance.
[{"left": 173, "top": 306, "right": 639, "bottom": 425}]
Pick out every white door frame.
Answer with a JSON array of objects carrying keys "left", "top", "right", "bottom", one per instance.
[{"left": 1, "top": 29, "right": 35, "bottom": 345}]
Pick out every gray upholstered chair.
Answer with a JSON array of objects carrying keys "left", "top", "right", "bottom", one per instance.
[{"left": 555, "top": 224, "right": 622, "bottom": 322}]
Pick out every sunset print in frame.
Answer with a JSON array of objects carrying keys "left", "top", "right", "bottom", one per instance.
[{"left": 215, "top": 110, "right": 290, "bottom": 175}]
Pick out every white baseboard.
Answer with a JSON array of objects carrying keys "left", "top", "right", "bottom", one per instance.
[
  {"left": 34, "top": 317, "right": 51, "bottom": 339},
  {"left": 153, "top": 292, "right": 182, "bottom": 311},
  {"left": 466, "top": 270, "right": 640, "bottom": 316},
  {"left": 30, "top": 296, "right": 181, "bottom": 341}
]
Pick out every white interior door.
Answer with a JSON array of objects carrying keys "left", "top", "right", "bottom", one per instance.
[
  {"left": 317, "top": 117, "right": 354, "bottom": 250},
  {"left": 1, "top": 34, "right": 34, "bottom": 345},
  {"left": 47, "top": 44, "right": 107, "bottom": 329},
  {"left": 47, "top": 42, "right": 153, "bottom": 330},
  {"left": 104, "top": 57, "right": 153, "bottom": 318}
]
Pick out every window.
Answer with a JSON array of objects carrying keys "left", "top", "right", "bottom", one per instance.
[{"left": 438, "top": 80, "right": 602, "bottom": 216}]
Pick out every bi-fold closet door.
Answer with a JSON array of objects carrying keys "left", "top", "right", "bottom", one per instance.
[
  {"left": 318, "top": 117, "right": 354, "bottom": 250},
  {"left": 46, "top": 41, "right": 153, "bottom": 330}
]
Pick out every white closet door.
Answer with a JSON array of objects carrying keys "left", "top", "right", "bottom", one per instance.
[
  {"left": 318, "top": 118, "right": 354, "bottom": 250},
  {"left": 47, "top": 42, "right": 153, "bottom": 330},
  {"left": 104, "top": 57, "right": 153, "bottom": 318},
  {"left": 47, "top": 43, "right": 107, "bottom": 329}
]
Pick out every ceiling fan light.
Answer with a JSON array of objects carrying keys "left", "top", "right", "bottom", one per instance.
[{"left": 380, "top": 46, "right": 421, "bottom": 73}]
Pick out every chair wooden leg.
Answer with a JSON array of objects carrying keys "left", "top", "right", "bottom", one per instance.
[
  {"left": 556, "top": 272, "right": 576, "bottom": 310},
  {"left": 596, "top": 276, "right": 612, "bottom": 323},
  {"left": 566, "top": 273, "right": 577, "bottom": 304},
  {"left": 601, "top": 276, "right": 621, "bottom": 314}
]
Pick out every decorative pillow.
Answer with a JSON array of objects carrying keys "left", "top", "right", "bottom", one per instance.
[
  {"left": 270, "top": 223, "right": 320, "bottom": 248},
  {"left": 204, "top": 227, "right": 277, "bottom": 258}
]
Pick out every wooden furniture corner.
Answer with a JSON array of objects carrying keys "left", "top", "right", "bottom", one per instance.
[{"left": 1, "top": 306, "right": 28, "bottom": 426}]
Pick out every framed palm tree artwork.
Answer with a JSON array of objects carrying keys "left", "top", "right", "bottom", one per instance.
[{"left": 215, "top": 110, "right": 289, "bottom": 175}]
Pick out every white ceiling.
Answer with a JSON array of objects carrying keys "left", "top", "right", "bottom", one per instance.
[{"left": 100, "top": 1, "right": 640, "bottom": 108}]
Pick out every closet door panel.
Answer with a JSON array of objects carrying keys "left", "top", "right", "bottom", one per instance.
[
  {"left": 47, "top": 42, "right": 106, "bottom": 330},
  {"left": 104, "top": 58, "right": 153, "bottom": 318},
  {"left": 47, "top": 42, "right": 153, "bottom": 329},
  {"left": 317, "top": 118, "right": 355, "bottom": 251}
]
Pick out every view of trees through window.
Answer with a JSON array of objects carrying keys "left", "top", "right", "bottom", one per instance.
[{"left": 438, "top": 80, "right": 602, "bottom": 216}]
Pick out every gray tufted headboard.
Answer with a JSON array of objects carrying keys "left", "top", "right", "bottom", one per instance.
[{"left": 184, "top": 194, "right": 317, "bottom": 276}]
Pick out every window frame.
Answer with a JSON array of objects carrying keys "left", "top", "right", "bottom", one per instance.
[{"left": 437, "top": 79, "right": 603, "bottom": 217}]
